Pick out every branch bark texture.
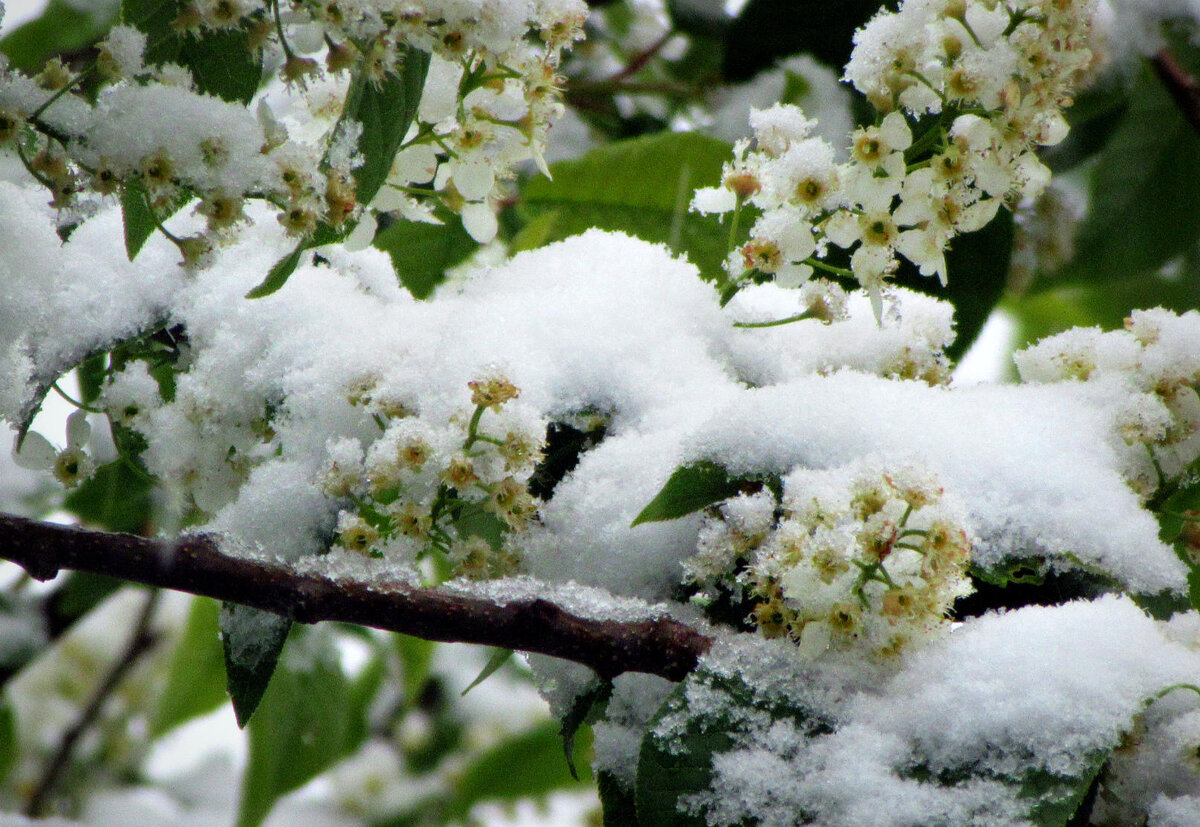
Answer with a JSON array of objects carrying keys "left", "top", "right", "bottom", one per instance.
[{"left": 0, "top": 513, "right": 711, "bottom": 682}]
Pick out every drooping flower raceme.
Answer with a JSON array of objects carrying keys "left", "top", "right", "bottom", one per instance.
[{"left": 692, "top": 0, "right": 1098, "bottom": 319}]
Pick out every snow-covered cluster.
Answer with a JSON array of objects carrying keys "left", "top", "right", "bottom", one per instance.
[
  {"left": 694, "top": 0, "right": 1098, "bottom": 317},
  {"left": 0, "top": 0, "right": 587, "bottom": 259},
  {"left": 1016, "top": 307, "right": 1200, "bottom": 498},
  {"left": 5, "top": 0, "right": 1200, "bottom": 823}
]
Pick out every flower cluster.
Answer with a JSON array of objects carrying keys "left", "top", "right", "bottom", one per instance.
[
  {"left": 0, "top": 0, "right": 587, "bottom": 261},
  {"left": 693, "top": 0, "right": 1096, "bottom": 319},
  {"left": 323, "top": 376, "right": 544, "bottom": 579},
  {"left": 685, "top": 463, "right": 974, "bottom": 659},
  {"left": 1015, "top": 308, "right": 1200, "bottom": 499}
]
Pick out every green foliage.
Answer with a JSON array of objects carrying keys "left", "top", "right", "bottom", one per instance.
[
  {"left": 0, "top": 704, "right": 15, "bottom": 786},
  {"left": 560, "top": 678, "right": 613, "bottom": 781},
  {"left": 1052, "top": 63, "right": 1200, "bottom": 288},
  {"left": 520, "top": 132, "right": 739, "bottom": 279},
  {"left": 123, "top": 0, "right": 262, "bottom": 104},
  {"left": 340, "top": 48, "right": 431, "bottom": 206},
  {"left": 151, "top": 596, "right": 227, "bottom": 737},
  {"left": 62, "top": 459, "right": 153, "bottom": 534},
  {"left": 237, "top": 627, "right": 359, "bottom": 827},
  {"left": 0, "top": 0, "right": 116, "bottom": 72},
  {"left": 722, "top": 0, "right": 883, "bottom": 82},
  {"left": 120, "top": 179, "right": 191, "bottom": 261},
  {"left": 895, "top": 207, "right": 1015, "bottom": 360},
  {"left": 220, "top": 603, "right": 292, "bottom": 728},
  {"left": 634, "top": 668, "right": 828, "bottom": 826},
  {"left": 246, "top": 50, "right": 430, "bottom": 298},
  {"left": 445, "top": 720, "right": 592, "bottom": 820},
  {"left": 372, "top": 213, "right": 477, "bottom": 299},
  {"left": 245, "top": 243, "right": 307, "bottom": 299},
  {"left": 460, "top": 647, "right": 513, "bottom": 696},
  {"left": 632, "top": 461, "right": 780, "bottom": 526}
]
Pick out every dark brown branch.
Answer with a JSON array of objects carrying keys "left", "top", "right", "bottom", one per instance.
[
  {"left": 25, "top": 589, "right": 160, "bottom": 817},
  {"left": 1153, "top": 50, "right": 1200, "bottom": 137},
  {"left": 0, "top": 513, "right": 711, "bottom": 682}
]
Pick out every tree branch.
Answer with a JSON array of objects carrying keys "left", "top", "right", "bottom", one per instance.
[
  {"left": 1154, "top": 50, "right": 1200, "bottom": 137},
  {"left": 25, "top": 588, "right": 160, "bottom": 817},
  {"left": 0, "top": 513, "right": 711, "bottom": 682}
]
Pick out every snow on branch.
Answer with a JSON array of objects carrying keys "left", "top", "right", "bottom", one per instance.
[{"left": 0, "top": 512, "right": 711, "bottom": 682}]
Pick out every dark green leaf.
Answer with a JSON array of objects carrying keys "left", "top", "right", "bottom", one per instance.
[
  {"left": 124, "top": 0, "right": 262, "bottom": 103},
  {"left": 632, "top": 461, "right": 778, "bottom": 526},
  {"left": 372, "top": 213, "right": 477, "bottom": 299},
  {"left": 636, "top": 667, "right": 828, "bottom": 825},
  {"left": 461, "top": 647, "right": 513, "bottom": 696},
  {"left": 968, "top": 558, "right": 1046, "bottom": 589},
  {"left": 393, "top": 633, "right": 435, "bottom": 706},
  {"left": 121, "top": 179, "right": 191, "bottom": 261},
  {"left": 220, "top": 602, "right": 291, "bottom": 728},
  {"left": 63, "top": 459, "right": 153, "bottom": 534},
  {"left": 445, "top": 721, "right": 591, "bottom": 819},
  {"left": 1052, "top": 62, "right": 1200, "bottom": 287},
  {"left": 340, "top": 48, "right": 431, "bottom": 205},
  {"left": 237, "top": 628, "right": 355, "bottom": 827},
  {"left": 451, "top": 500, "right": 508, "bottom": 550},
  {"left": 0, "top": 704, "right": 15, "bottom": 785},
  {"left": 598, "top": 769, "right": 639, "bottom": 827},
  {"left": 0, "top": 0, "right": 116, "bottom": 73},
  {"left": 1015, "top": 750, "right": 1110, "bottom": 827},
  {"left": 151, "top": 596, "right": 227, "bottom": 737},
  {"left": 890, "top": 207, "right": 1014, "bottom": 361},
  {"left": 245, "top": 244, "right": 305, "bottom": 299},
  {"left": 521, "top": 132, "right": 738, "bottom": 279},
  {"left": 560, "top": 678, "right": 612, "bottom": 781},
  {"left": 722, "top": 0, "right": 882, "bottom": 82}
]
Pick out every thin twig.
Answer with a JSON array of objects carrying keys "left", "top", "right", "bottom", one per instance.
[
  {"left": 25, "top": 588, "right": 161, "bottom": 817},
  {"left": 0, "top": 513, "right": 712, "bottom": 683}
]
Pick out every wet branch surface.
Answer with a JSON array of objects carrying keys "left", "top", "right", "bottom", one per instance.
[{"left": 0, "top": 513, "right": 711, "bottom": 682}]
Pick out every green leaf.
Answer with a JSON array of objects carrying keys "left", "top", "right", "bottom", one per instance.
[
  {"left": 150, "top": 596, "right": 227, "bottom": 737},
  {"left": 598, "top": 769, "right": 639, "bottom": 827},
  {"left": 968, "top": 558, "right": 1046, "bottom": 589},
  {"left": 445, "top": 721, "right": 591, "bottom": 820},
  {"left": 372, "top": 213, "right": 478, "bottom": 299},
  {"left": 339, "top": 47, "right": 431, "bottom": 206},
  {"left": 120, "top": 179, "right": 191, "bottom": 261},
  {"left": 520, "top": 132, "right": 738, "bottom": 279},
  {"left": 1007, "top": 750, "right": 1109, "bottom": 826},
  {"left": 63, "top": 459, "right": 153, "bottom": 534},
  {"left": 1052, "top": 61, "right": 1200, "bottom": 287},
  {"left": 245, "top": 244, "right": 306, "bottom": 299},
  {"left": 560, "top": 678, "right": 613, "bottom": 781},
  {"left": 632, "top": 461, "right": 778, "bottom": 526},
  {"left": 635, "top": 667, "right": 828, "bottom": 825},
  {"left": 721, "top": 0, "right": 882, "bottom": 82},
  {"left": 461, "top": 647, "right": 513, "bottom": 696},
  {"left": 0, "top": 703, "right": 16, "bottom": 786},
  {"left": 237, "top": 628, "right": 355, "bottom": 827},
  {"left": 451, "top": 500, "right": 508, "bottom": 550},
  {"left": 220, "top": 603, "right": 291, "bottom": 728},
  {"left": 123, "top": 0, "right": 262, "bottom": 103},
  {"left": 393, "top": 633, "right": 435, "bottom": 706},
  {"left": 0, "top": 0, "right": 116, "bottom": 72}
]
